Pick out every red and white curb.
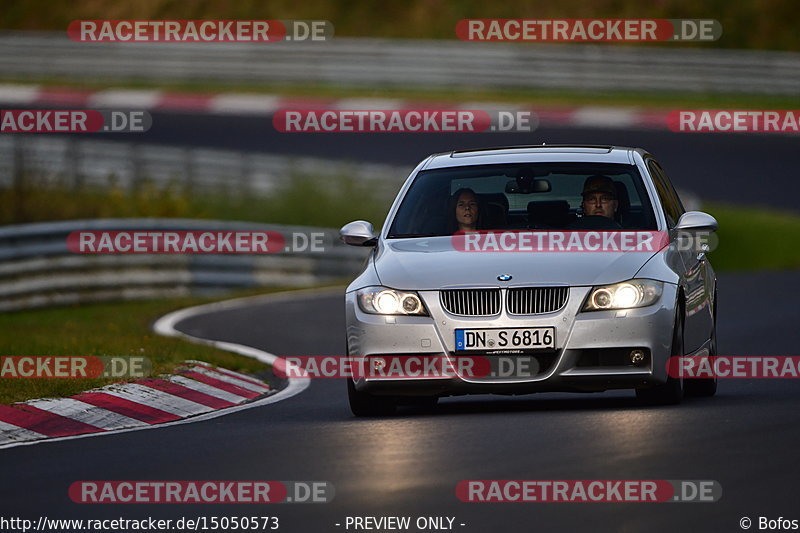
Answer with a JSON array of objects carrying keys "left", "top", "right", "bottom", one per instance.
[
  {"left": 0, "top": 83, "right": 670, "bottom": 130},
  {"left": 0, "top": 362, "right": 272, "bottom": 447},
  {"left": 0, "top": 288, "right": 337, "bottom": 449}
]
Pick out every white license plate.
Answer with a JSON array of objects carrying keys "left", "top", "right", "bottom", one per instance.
[{"left": 455, "top": 327, "right": 555, "bottom": 352}]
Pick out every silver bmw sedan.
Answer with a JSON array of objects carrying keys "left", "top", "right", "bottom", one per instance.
[{"left": 340, "top": 145, "right": 718, "bottom": 416}]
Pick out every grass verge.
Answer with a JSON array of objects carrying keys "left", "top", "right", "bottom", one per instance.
[
  {"left": 705, "top": 203, "right": 800, "bottom": 271},
  {"left": 0, "top": 287, "right": 326, "bottom": 405},
  {"left": 0, "top": 173, "right": 394, "bottom": 229}
]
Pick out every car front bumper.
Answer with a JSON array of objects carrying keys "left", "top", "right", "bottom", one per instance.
[{"left": 345, "top": 284, "right": 678, "bottom": 396}]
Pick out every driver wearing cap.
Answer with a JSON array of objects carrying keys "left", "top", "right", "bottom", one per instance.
[
  {"left": 569, "top": 175, "right": 622, "bottom": 229},
  {"left": 581, "top": 175, "right": 619, "bottom": 219}
]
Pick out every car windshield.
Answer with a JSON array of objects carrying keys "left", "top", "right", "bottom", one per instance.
[{"left": 387, "top": 163, "right": 658, "bottom": 238}]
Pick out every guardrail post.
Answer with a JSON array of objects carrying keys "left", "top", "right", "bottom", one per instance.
[
  {"left": 11, "top": 135, "right": 25, "bottom": 223},
  {"left": 68, "top": 137, "right": 82, "bottom": 190},
  {"left": 183, "top": 147, "right": 194, "bottom": 194},
  {"left": 240, "top": 152, "right": 252, "bottom": 198},
  {"left": 131, "top": 143, "right": 143, "bottom": 191}
]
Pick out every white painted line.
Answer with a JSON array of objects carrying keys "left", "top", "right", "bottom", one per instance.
[
  {"left": 27, "top": 398, "right": 147, "bottom": 431},
  {"left": 186, "top": 365, "right": 270, "bottom": 393},
  {"left": 0, "top": 84, "right": 41, "bottom": 104},
  {"left": 101, "top": 383, "right": 213, "bottom": 417},
  {"left": 88, "top": 89, "right": 163, "bottom": 109},
  {"left": 459, "top": 101, "right": 524, "bottom": 114},
  {"left": 209, "top": 94, "right": 282, "bottom": 115},
  {"left": 334, "top": 98, "right": 404, "bottom": 110},
  {"left": 0, "top": 420, "right": 48, "bottom": 445},
  {"left": 571, "top": 107, "right": 637, "bottom": 128},
  {"left": 166, "top": 375, "right": 249, "bottom": 404},
  {"left": 0, "top": 287, "right": 336, "bottom": 449},
  {"left": 154, "top": 286, "right": 343, "bottom": 335}
]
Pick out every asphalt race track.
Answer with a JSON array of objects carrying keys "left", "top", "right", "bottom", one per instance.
[{"left": 1, "top": 271, "right": 799, "bottom": 532}]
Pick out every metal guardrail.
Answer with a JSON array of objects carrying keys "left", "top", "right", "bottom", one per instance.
[
  {"left": 0, "top": 135, "right": 410, "bottom": 198},
  {"left": 0, "top": 219, "right": 370, "bottom": 312},
  {"left": 1, "top": 32, "right": 799, "bottom": 95}
]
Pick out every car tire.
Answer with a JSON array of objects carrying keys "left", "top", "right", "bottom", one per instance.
[
  {"left": 636, "top": 309, "right": 684, "bottom": 406},
  {"left": 347, "top": 378, "right": 398, "bottom": 417},
  {"left": 685, "top": 292, "right": 718, "bottom": 397}
]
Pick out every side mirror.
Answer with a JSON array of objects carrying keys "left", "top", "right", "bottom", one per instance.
[
  {"left": 340, "top": 220, "right": 377, "bottom": 246},
  {"left": 675, "top": 211, "right": 718, "bottom": 232}
]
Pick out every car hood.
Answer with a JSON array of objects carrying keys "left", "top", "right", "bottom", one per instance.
[{"left": 374, "top": 237, "right": 658, "bottom": 289}]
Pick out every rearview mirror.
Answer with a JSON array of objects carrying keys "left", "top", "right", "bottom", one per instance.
[
  {"left": 340, "top": 220, "right": 377, "bottom": 246},
  {"left": 505, "top": 178, "right": 552, "bottom": 194}
]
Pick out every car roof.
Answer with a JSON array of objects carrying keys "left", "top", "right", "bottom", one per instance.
[{"left": 422, "top": 145, "right": 644, "bottom": 170}]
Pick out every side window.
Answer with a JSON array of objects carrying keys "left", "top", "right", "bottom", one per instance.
[
  {"left": 648, "top": 160, "right": 683, "bottom": 228},
  {"left": 654, "top": 161, "right": 686, "bottom": 214}
]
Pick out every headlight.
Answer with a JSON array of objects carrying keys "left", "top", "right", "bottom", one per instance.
[
  {"left": 357, "top": 287, "right": 428, "bottom": 316},
  {"left": 582, "top": 279, "right": 663, "bottom": 311}
]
